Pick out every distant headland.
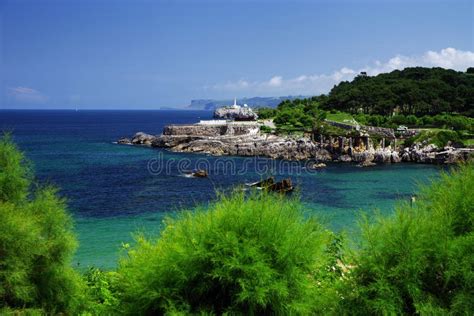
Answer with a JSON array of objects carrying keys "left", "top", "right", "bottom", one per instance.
[{"left": 187, "top": 96, "right": 306, "bottom": 110}]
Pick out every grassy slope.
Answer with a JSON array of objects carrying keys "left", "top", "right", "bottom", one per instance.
[{"left": 326, "top": 112, "right": 355, "bottom": 124}]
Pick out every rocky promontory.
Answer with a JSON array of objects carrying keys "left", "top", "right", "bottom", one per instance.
[{"left": 117, "top": 121, "right": 473, "bottom": 165}]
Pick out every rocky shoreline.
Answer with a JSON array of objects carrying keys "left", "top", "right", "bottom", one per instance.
[{"left": 118, "top": 123, "right": 473, "bottom": 165}]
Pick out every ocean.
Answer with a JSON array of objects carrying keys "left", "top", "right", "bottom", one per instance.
[{"left": 0, "top": 110, "right": 443, "bottom": 269}]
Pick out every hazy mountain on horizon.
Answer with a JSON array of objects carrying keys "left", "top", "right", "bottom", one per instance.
[{"left": 187, "top": 96, "right": 306, "bottom": 110}]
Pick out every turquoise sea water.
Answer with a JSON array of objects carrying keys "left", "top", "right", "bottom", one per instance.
[{"left": 0, "top": 110, "right": 444, "bottom": 269}]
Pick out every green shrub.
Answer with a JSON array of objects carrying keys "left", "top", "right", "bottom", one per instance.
[
  {"left": 421, "top": 115, "right": 434, "bottom": 126},
  {"left": 82, "top": 267, "right": 120, "bottom": 314},
  {"left": 256, "top": 107, "right": 276, "bottom": 119},
  {"left": 339, "top": 164, "right": 474, "bottom": 315},
  {"left": 404, "top": 130, "right": 464, "bottom": 147},
  {"left": 405, "top": 114, "right": 419, "bottom": 126},
  {"left": 354, "top": 113, "right": 368, "bottom": 125},
  {"left": 369, "top": 114, "right": 388, "bottom": 127},
  {"left": 259, "top": 125, "right": 273, "bottom": 133},
  {"left": 0, "top": 135, "right": 85, "bottom": 314},
  {"left": 117, "top": 191, "right": 337, "bottom": 315},
  {"left": 0, "top": 133, "right": 30, "bottom": 203},
  {"left": 0, "top": 307, "right": 45, "bottom": 315},
  {"left": 431, "top": 114, "right": 474, "bottom": 131},
  {"left": 434, "top": 130, "right": 464, "bottom": 147},
  {"left": 271, "top": 98, "right": 322, "bottom": 131}
]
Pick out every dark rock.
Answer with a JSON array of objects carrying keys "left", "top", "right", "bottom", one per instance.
[
  {"left": 192, "top": 170, "right": 208, "bottom": 178},
  {"left": 391, "top": 151, "right": 401, "bottom": 163},
  {"left": 266, "top": 178, "right": 293, "bottom": 193},
  {"left": 357, "top": 160, "right": 376, "bottom": 167},
  {"left": 118, "top": 137, "right": 131, "bottom": 145},
  {"left": 352, "top": 151, "right": 374, "bottom": 162},
  {"left": 131, "top": 132, "right": 157, "bottom": 146},
  {"left": 374, "top": 149, "right": 392, "bottom": 163},
  {"left": 311, "top": 162, "right": 327, "bottom": 169},
  {"left": 314, "top": 149, "right": 333, "bottom": 161},
  {"left": 338, "top": 155, "right": 352, "bottom": 162}
]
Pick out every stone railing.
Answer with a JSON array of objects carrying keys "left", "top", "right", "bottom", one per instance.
[{"left": 364, "top": 126, "right": 395, "bottom": 138}]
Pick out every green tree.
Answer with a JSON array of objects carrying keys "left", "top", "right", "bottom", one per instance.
[
  {"left": 256, "top": 107, "right": 277, "bottom": 119},
  {"left": 0, "top": 134, "right": 30, "bottom": 203},
  {"left": 0, "top": 135, "right": 84, "bottom": 314},
  {"left": 323, "top": 67, "right": 474, "bottom": 117},
  {"left": 117, "top": 191, "right": 337, "bottom": 315},
  {"left": 339, "top": 164, "right": 474, "bottom": 315},
  {"left": 272, "top": 98, "right": 324, "bottom": 131}
]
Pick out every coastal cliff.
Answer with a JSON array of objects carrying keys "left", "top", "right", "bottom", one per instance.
[{"left": 118, "top": 122, "right": 473, "bottom": 165}]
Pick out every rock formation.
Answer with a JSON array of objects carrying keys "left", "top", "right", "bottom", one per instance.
[
  {"left": 213, "top": 106, "right": 258, "bottom": 121},
  {"left": 118, "top": 123, "right": 472, "bottom": 165},
  {"left": 131, "top": 132, "right": 157, "bottom": 145},
  {"left": 117, "top": 137, "right": 132, "bottom": 145}
]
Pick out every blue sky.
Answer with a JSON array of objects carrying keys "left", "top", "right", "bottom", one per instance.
[{"left": 1, "top": 0, "right": 473, "bottom": 109}]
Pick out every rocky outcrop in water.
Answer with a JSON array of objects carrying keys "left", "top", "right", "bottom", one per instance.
[
  {"left": 400, "top": 143, "right": 473, "bottom": 164},
  {"left": 119, "top": 125, "right": 473, "bottom": 165},
  {"left": 156, "top": 133, "right": 328, "bottom": 160},
  {"left": 131, "top": 132, "right": 157, "bottom": 145},
  {"left": 117, "top": 137, "right": 132, "bottom": 145}
]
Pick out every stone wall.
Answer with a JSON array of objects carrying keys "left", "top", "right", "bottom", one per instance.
[
  {"left": 163, "top": 123, "right": 260, "bottom": 137},
  {"left": 164, "top": 125, "right": 225, "bottom": 137},
  {"left": 324, "top": 119, "right": 395, "bottom": 138},
  {"left": 324, "top": 120, "right": 357, "bottom": 131},
  {"left": 364, "top": 126, "right": 395, "bottom": 138}
]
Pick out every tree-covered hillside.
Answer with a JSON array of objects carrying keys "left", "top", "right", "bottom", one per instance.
[{"left": 322, "top": 67, "right": 474, "bottom": 116}]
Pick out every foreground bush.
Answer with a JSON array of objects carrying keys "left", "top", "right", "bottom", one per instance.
[
  {"left": 339, "top": 164, "right": 474, "bottom": 315},
  {"left": 82, "top": 267, "right": 121, "bottom": 314},
  {"left": 2, "top": 135, "right": 473, "bottom": 315},
  {"left": 117, "top": 191, "right": 337, "bottom": 315},
  {"left": 0, "top": 135, "right": 85, "bottom": 314}
]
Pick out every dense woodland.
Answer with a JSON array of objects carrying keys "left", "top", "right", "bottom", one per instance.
[
  {"left": 257, "top": 68, "right": 474, "bottom": 145},
  {"left": 323, "top": 67, "right": 474, "bottom": 116}
]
